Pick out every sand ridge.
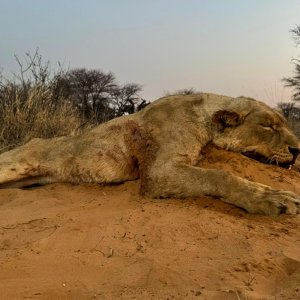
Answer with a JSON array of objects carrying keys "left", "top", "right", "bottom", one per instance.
[{"left": 0, "top": 146, "right": 299, "bottom": 299}]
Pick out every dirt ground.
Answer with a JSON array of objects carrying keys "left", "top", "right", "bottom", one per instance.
[{"left": 0, "top": 146, "right": 300, "bottom": 300}]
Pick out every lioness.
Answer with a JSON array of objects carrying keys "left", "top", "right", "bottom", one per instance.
[{"left": 0, "top": 93, "right": 299, "bottom": 215}]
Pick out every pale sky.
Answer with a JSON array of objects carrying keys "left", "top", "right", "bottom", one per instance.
[{"left": 0, "top": 0, "right": 300, "bottom": 105}]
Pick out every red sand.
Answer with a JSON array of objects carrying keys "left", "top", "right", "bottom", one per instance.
[{"left": 0, "top": 146, "right": 299, "bottom": 299}]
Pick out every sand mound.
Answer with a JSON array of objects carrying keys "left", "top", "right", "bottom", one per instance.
[{"left": 0, "top": 146, "right": 299, "bottom": 299}]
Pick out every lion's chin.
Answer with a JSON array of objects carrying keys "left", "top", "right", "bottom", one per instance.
[{"left": 242, "top": 151, "right": 297, "bottom": 169}]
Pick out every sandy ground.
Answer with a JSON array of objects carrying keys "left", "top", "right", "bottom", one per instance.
[{"left": 0, "top": 146, "right": 300, "bottom": 300}]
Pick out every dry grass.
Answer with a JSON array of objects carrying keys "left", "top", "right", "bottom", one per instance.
[
  {"left": 0, "top": 51, "right": 146, "bottom": 153},
  {"left": 0, "top": 84, "right": 82, "bottom": 153}
]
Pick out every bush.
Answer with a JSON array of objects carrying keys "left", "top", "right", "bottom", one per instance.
[
  {"left": 0, "top": 84, "right": 81, "bottom": 152},
  {"left": 0, "top": 50, "right": 148, "bottom": 152},
  {"left": 164, "top": 88, "right": 198, "bottom": 97}
]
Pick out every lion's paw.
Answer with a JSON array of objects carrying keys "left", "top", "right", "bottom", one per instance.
[{"left": 258, "top": 190, "right": 300, "bottom": 215}]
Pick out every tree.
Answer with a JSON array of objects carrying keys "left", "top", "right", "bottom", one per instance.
[
  {"left": 63, "top": 68, "right": 117, "bottom": 121},
  {"left": 282, "top": 25, "right": 300, "bottom": 101},
  {"left": 277, "top": 102, "right": 300, "bottom": 120},
  {"left": 109, "top": 83, "right": 143, "bottom": 117},
  {"left": 291, "top": 25, "right": 300, "bottom": 46},
  {"left": 277, "top": 102, "right": 300, "bottom": 137},
  {"left": 55, "top": 68, "right": 147, "bottom": 123},
  {"left": 164, "top": 88, "right": 199, "bottom": 97}
]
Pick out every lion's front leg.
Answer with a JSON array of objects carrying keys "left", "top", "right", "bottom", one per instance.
[{"left": 142, "top": 162, "right": 300, "bottom": 215}]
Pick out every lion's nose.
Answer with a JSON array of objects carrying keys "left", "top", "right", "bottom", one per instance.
[{"left": 288, "top": 146, "right": 300, "bottom": 156}]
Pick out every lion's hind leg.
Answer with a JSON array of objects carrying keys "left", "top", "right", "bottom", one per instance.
[
  {"left": 0, "top": 162, "right": 43, "bottom": 189},
  {"left": 0, "top": 140, "right": 49, "bottom": 188},
  {"left": 0, "top": 176, "right": 56, "bottom": 189}
]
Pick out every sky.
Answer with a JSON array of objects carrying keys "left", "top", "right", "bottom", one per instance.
[{"left": 0, "top": 0, "right": 300, "bottom": 105}]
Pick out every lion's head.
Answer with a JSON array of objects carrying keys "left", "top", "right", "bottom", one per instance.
[{"left": 212, "top": 97, "right": 300, "bottom": 168}]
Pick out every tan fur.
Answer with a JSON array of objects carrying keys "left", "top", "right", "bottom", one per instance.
[{"left": 0, "top": 93, "right": 300, "bottom": 215}]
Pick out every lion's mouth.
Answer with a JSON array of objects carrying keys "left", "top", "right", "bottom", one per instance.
[{"left": 242, "top": 151, "right": 298, "bottom": 169}]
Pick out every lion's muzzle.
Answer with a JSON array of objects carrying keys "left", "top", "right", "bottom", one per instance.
[
  {"left": 288, "top": 146, "right": 300, "bottom": 163},
  {"left": 242, "top": 147, "right": 299, "bottom": 169}
]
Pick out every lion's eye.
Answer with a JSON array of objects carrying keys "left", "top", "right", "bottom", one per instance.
[{"left": 259, "top": 124, "right": 274, "bottom": 130}]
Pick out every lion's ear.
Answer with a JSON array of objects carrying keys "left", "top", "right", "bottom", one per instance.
[{"left": 212, "top": 110, "right": 241, "bottom": 129}]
